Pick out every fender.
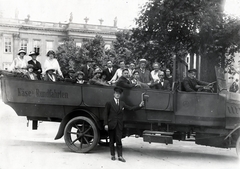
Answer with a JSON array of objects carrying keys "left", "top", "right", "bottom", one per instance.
[
  {"left": 224, "top": 124, "right": 240, "bottom": 140},
  {"left": 54, "top": 109, "right": 103, "bottom": 140}
]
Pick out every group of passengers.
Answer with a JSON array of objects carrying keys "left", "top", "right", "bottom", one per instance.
[{"left": 9, "top": 49, "right": 173, "bottom": 91}]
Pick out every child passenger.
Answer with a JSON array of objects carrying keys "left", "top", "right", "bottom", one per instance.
[{"left": 24, "top": 64, "right": 38, "bottom": 80}]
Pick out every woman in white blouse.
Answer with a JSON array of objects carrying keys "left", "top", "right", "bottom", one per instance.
[
  {"left": 9, "top": 49, "right": 28, "bottom": 73},
  {"left": 43, "top": 50, "right": 63, "bottom": 78}
]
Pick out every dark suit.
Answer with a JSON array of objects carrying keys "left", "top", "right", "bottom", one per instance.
[
  {"left": 150, "top": 80, "right": 171, "bottom": 91},
  {"left": 28, "top": 60, "right": 42, "bottom": 80},
  {"left": 116, "top": 76, "right": 135, "bottom": 89},
  {"left": 79, "top": 65, "right": 94, "bottom": 81},
  {"left": 102, "top": 67, "right": 117, "bottom": 81},
  {"left": 103, "top": 99, "right": 140, "bottom": 157},
  {"left": 182, "top": 77, "right": 209, "bottom": 92}
]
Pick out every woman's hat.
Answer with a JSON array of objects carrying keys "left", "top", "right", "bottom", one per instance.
[
  {"left": 46, "top": 50, "right": 55, "bottom": 56},
  {"left": 27, "top": 64, "right": 34, "bottom": 69},
  {"left": 29, "top": 51, "right": 37, "bottom": 56},
  {"left": 46, "top": 68, "right": 56, "bottom": 73},
  {"left": 93, "top": 68, "right": 102, "bottom": 75},
  {"left": 18, "top": 49, "right": 26, "bottom": 55}
]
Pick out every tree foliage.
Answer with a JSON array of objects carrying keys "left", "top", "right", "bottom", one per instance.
[
  {"left": 132, "top": 0, "right": 240, "bottom": 80},
  {"left": 56, "top": 35, "right": 109, "bottom": 76}
]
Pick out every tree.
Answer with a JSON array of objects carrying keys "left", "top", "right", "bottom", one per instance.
[
  {"left": 82, "top": 35, "right": 107, "bottom": 67},
  {"left": 56, "top": 35, "right": 110, "bottom": 75},
  {"left": 56, "top": 39, "right": 85, "bottom": 77},
  {"left": 111, "top": 30, "right": 136, "bottom": 64},
  {"left": 132, "top": 0, "right": 240, "bottom": 81}
]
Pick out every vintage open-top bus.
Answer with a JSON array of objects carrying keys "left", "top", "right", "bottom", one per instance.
[{"left": 1, "top": 56, "right": 240, "bottom": 156}]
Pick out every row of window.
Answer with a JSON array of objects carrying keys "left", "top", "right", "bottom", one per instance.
[
  {"left": 3, "top": 37, "right": 110, "bottom": 54},
  {"left": 3, "top": 37, "right": 55, "bottom": 54}
]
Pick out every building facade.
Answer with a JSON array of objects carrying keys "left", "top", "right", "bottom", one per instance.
[{"left": 0, "top": 17, "right": 119, "bottom": 70}]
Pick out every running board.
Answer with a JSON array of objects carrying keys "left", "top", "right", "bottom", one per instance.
[{"left": 143, "top": 130, "right": 173, "bottom": 145}]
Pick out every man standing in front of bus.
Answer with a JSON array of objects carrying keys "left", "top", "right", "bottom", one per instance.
[{"left": 103, "top": 87, "right": 144, "bottom": 162}]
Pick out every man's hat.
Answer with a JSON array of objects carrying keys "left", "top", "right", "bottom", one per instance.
[
  {"left": 18, "top": 49, "right": 26, "bottom": 55},
  {"left": 75, "top": 71, "right": 85, "bottom": 76},
  {"left": 29, "top": 51, "right": 37, "bottom": 56},
  {"left": 139, "top": 58, "right": 147, "bottom": 63},
  {"left": 114, "top": 86, "right": 123, "bottom": 94},
  {"left": 188, "top": 69, "right": 197, "bottom": 73}
]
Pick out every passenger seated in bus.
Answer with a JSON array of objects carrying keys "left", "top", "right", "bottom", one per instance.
[
  {"left": 24, "top": 64, "right": 38, "bottom": 80},
  {"left": 182, "top": 69, "right": 211, "bottom": 92},
  {"left": 149, "top": 71, "right": 170, "bottom": 91},
  {"left": 89, "top": 68, "right": 110, "bottom": 86},
  {"left": 44, "top": 69, "right": 58, "bottom": 82},
  {"left": 65, "top": 68, "right": 75, "bottom": 79},
  {"left": 79, "top": 59, "right": 94, "bottom": 81},
  {"left": 116, "top": 68, "right": 138, "bottom": 89},
  {"left": 75, "top": 71, "right": 87, "bottom": 84},
  {"left": 131, "top": 70, "right": 149, "bottom": 89},
  {"left": 135, "top": 59, "right": 151, "bottom": 84},
  {"left": 109, "top": 60, "right": 126, "bottom": 85},
  {"left": 9, "top": 49, "right": 28, "bottom": 74},
  {"left": 164, "top": 68, "right": 173, "bottom": 88},
  {"left": 43, "top": 50, "right": 63, "bottom": 79},
  {"left": 150, "top": 62, "right": 160, "bottom": 82},
  {"left": 100, "top": 72, "right": 109, "bottom": 85},
  {"left": 28, "top": 51, "right": 42, "bottom": 80},
  {"left": 102, "top": 60, "right": 117, "bottom": 81}
]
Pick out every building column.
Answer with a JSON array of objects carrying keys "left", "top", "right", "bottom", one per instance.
[{"left": 13, "top": 33, "right": 20, "bottom": 59}]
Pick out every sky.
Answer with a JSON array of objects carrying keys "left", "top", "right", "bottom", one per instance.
[
  {"left": 0, "top": 0, "right": 148, "bottom": 28},
  {"left": 0, "top": 0, "right": 239, "bottom": 29}
]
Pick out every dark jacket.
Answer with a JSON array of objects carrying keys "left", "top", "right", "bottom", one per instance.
[
  {"left": 103, "top": 99, "right": 140, "bottom": 130},
  {"left": 182, "top": 77, "right": 209, "bottom": 92},
  {"left": 150, "top": 79, "right": 171, "bottom": 91},
  {"left": 135, "top": 68, "right": 151, "bottom": 83},
  {"left": 79, "top": 65, "right": 94, "bottom": 81},
  {"left": 28, "top": 60, "right": 42, "bottom": 80},
  {"left": 102, "top": 67, "right": 117, "bottom": 81},
  {"left": 116, "top": 76, "right": 135, "bottom": 89}
]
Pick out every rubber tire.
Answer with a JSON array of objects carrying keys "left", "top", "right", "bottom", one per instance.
[{"left": 64, "top": 116, "right": 99, "bottom": 153}]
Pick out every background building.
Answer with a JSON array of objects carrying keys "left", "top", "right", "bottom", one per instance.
[{"left": 0, "top": 17, "right": 119, "bottom": 70}]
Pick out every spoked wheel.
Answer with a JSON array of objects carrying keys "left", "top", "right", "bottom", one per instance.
[
  {"left": 236, "top": 136, "right": 240, "bottom": 158},
  {"left": 64, "top": 116, "right": 99, "bottom": 153}
]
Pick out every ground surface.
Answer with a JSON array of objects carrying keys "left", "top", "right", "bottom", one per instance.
[{"left": 0, "top": 101, "right": 239, "bottom": 169}]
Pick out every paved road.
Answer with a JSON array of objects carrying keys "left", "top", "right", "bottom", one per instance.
[{"left": 0, "top": 101, "right": 239, "bottom": 169}]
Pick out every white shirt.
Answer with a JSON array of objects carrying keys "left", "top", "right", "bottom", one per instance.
[
  {"left": 43, "top": 58, "right": 63, "bottom": 77},
  {"left": 151, "top": 70, "right": 160, "bottom": 82},
  {"left": 114, "top": 98, "right": 119, "bottom": 105},
  {"left": 110, "top": 68, "right": 123, "bottom": 83},
  {"left": 9, "top": 56, "right": 27, "bottom": 72}
]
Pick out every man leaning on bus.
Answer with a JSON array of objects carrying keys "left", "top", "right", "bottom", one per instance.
[
  {"left": 103, "top": 87, "right": 144, "bottom": 162},
  {"left": 183, "top": 69, "right": 211, "bottom": 92}
]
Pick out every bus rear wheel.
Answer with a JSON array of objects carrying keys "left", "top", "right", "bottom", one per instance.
[{"left": 64, "top": 116, "right": 99, "bottom": 153}]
